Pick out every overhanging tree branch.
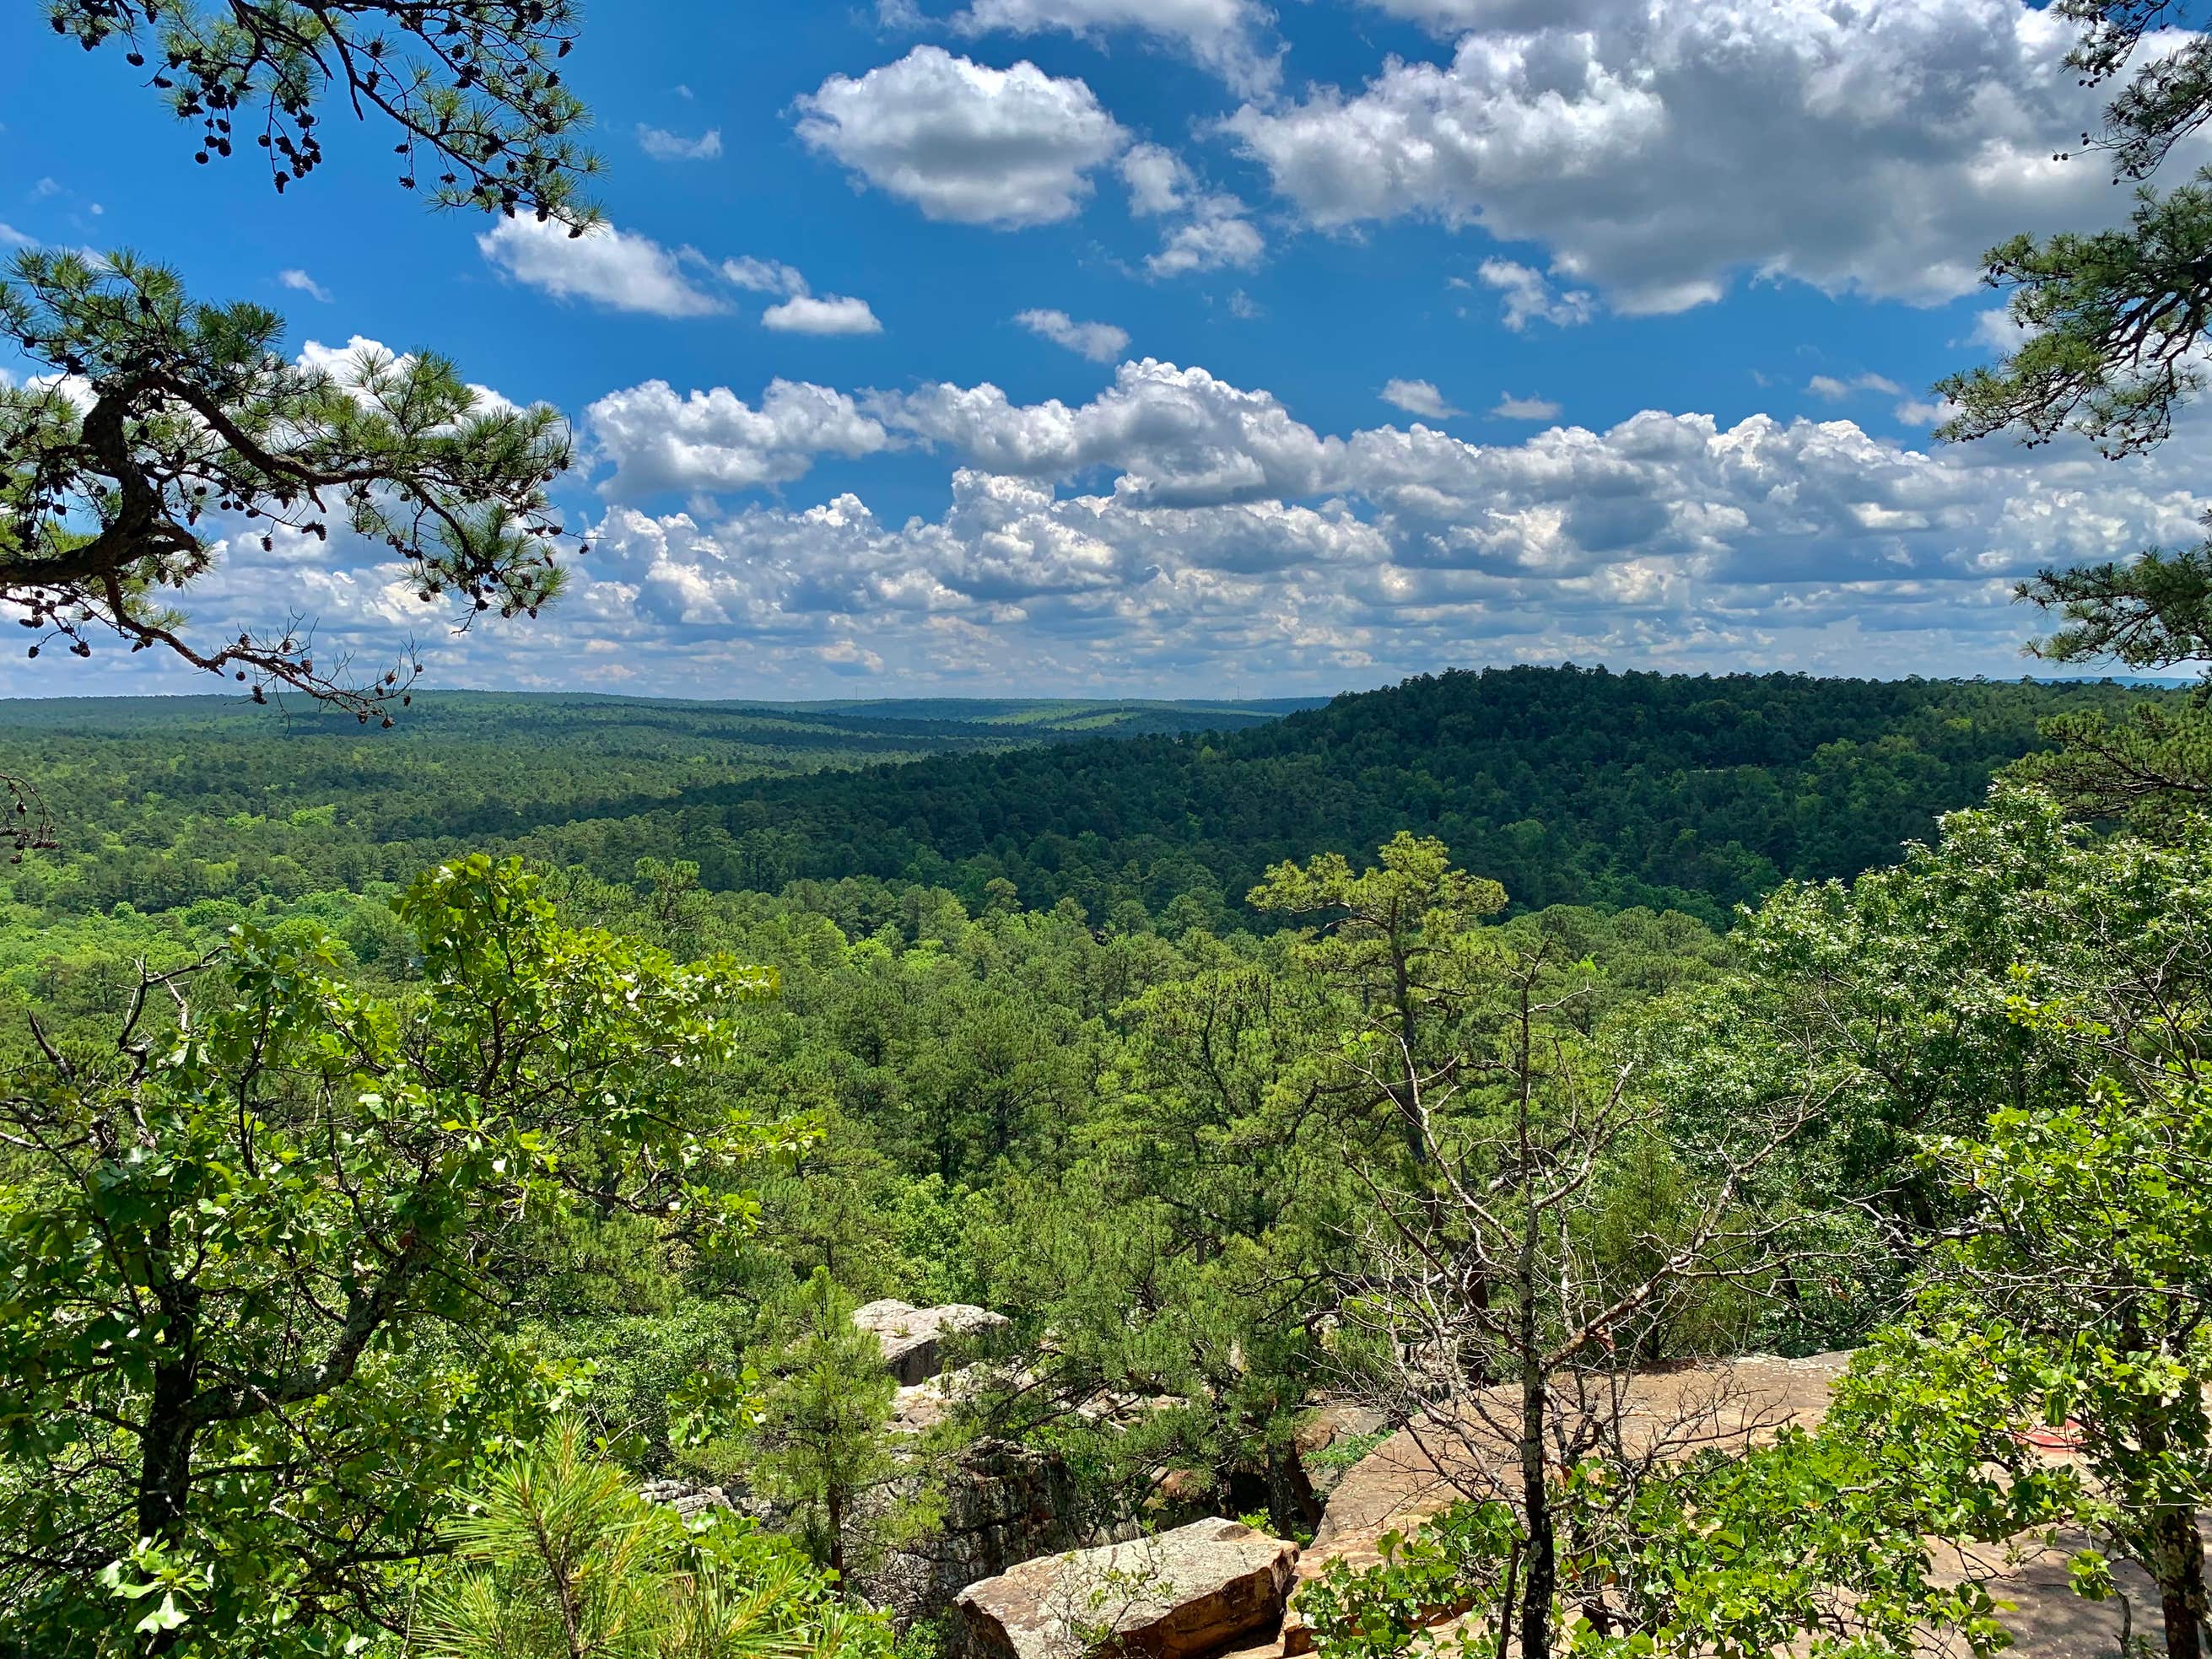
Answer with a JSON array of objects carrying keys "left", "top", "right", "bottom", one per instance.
[
  {"left": 46, "top": 0, "right": 602, "bottom": 226},
  {"left": 1, "top": 248, "right": 580, "bottom": 719}
]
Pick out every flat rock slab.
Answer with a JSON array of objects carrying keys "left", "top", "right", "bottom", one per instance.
[
  {"left": 1278, "top": 1355, "right": 1853, "bottom": 1657},
  {"left": 954, "top": 1517, "right": 1299, "bottom": 1659},
  {"left": 1308, "top": 1353, "right": 1851, "bottom": 1564},
  {"left": 853, "top": 1300, "right": 1010, "bottom": 1385},
  {"left": 1281, "top": 1357, "right": 2186, "bottom": 1659}
]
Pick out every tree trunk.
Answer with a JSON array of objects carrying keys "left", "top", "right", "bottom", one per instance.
[
  {"left": 135, "top": 1281, "right": 201, "bottom": 1657},
  {"left": 828, "top": 1484, "right": 847, "bottom": 1597},
  {"left": 1511, "top": 978, "right": 1551, "bottom": 1659},
  {"left": 2126, "top": 1315, "right": 2207, "bottom": 1659},
  {"left": 1517, "top": 1358, "right": 1553, "bottom": 1659},
  {"left": 136, "top": 1357, "right": 197, "bottom": 1543},
  {"left": 1389, "top": 930, "right": 1430, "bottom": 1170},
  {"left": 2150, "top": 1505, "right": 2208, "bottom": 1659},
  {"left": 1264, "top": 1441, "right": 1322, "bottom": 1537},
  {"left": 1493, "top": 1539, "right": 1522, "bottom": 1659},
  {"left": 136, "top": 1272, "right": 201, "bottom": 1544}
]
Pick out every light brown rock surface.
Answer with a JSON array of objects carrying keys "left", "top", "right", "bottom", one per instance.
[
  {"left": 1270, "top": 1356, "right": 1848, "bottom": 1657},
  {"left": 1272, "top": 1355, "right": 2189, "bottom": 1659},
  {"left": 1934, "top": 1528, "right": 2181, "bottom": 1659},
  {"left": 1308, "top": 1354, "right": 1848, "bottom": 1568},
  {"left": 853, "top": 1299, "right": 1010, "bottom": 1385},
  {"left": 952, "top": 1518, "right": 1300, "bottom": 1659}
]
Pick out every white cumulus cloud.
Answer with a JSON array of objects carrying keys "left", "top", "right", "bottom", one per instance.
[
  {"left": 720, "top": 256, "right": 880, "bottom": 333},
  {"left": 85, "top": 347, "right": 2212, "bottom": 700},
  {"left": 1381, "top": 379, "right": 1464, "bottom": 420},
  {"left": 950, "top": 0, "right": 1280, "bottom": 94},
  {"left": 818, "top": 637, "right": 887, "bottom": 675},
  {"left": 1120, "top": 143, "right": 1190, "bottom": 216},
  {"left": 1491, "top": 391, "right": 1561, "bottom": 422},
  {"left": 1230, "top": 0, "right": 2157, "bottom": 316},
  {"left": 1114, "top": 143, "right": 1265, "bottom": 276},
  {"left": 795, "top": 47, "right": 1127, "bottom": 227},
  {"left": 638, "top": 125, "right": 724, "bottom": 161},
  {"left": 294, "top": 334, "right": 521, "bottom": 416},
  {"left": 278, "top": 268, "right": 332, "bottom": 303},
  {"left": 1894, "top": 397, "right": 1960, "bottom": 427},
  {"left": 1476, "top": 260, "right": 1594, "bottom": 331},
  {"left": 1974, "top": 305, "right": 2036, "bottom": 353},
  {"left": 499, "top": 372, "right": 2212, "bottom": 694},
  {"left": 588, "top": 380, "right": 893, "bottom": 498},
  {"left": 763, "top": 294, "right": 886, "bottom": 336},
  {"left": 1358, "top": 0, "right": 1617, "bottom": 30},
  {"left": 724, "top": 257, "right": 809, "bottom": 296},
  {"left": 1808, "top": 373, "right": 1906, "bottom": 401},
  {"left": 1148, "top": 210, "right": 1265, "bottom": 277},
  {"left": 1017, "top": 309, "right": 1132, "bottom": 361},
  {"left": 477, "top": 217, "right": 725, "bottom": 318},
  {"left": 870, "top": 360, "right": 1341, "bottom": 505}
]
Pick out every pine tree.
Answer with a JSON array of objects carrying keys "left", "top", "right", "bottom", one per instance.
[
  {"left": 1, "top": 251, "right": 576, "bottom": 714},
  {"left": 422, "top": 1419, "right": 889, "bottom": 1659},
  {"left": 46, "top": 1, "right": 599, "bottom": 222},
  {"left": 6, "top": 3, "right": 606, "bottom": 714},
  {"left": 1939, "top": 4, "right": 2212, "bottom": 687},
  {"left": 747, "top": 1271, "right": 906, "bottom": 1593}
]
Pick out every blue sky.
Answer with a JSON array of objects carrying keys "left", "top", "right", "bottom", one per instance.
[{"left": 1, "top": 0, "right": 2202, "bottom": 699}]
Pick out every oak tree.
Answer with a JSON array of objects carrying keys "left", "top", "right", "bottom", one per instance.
[{"left": 0, "top": 856, "right": 780, "bottom": 1654}]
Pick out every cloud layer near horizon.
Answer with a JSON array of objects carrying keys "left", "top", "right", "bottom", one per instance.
[{"left": 24, "top": 344, "right": 2208, "bottom": 702}]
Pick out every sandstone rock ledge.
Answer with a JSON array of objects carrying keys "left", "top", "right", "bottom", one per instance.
[
  {"left": 952, "top": 1517, "right": 1300, "bottom": 1659},
  {"left": 854, "top": 1299, "right": 1011, "bottom": 1386}
]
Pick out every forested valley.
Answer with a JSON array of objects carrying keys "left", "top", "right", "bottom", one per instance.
[
  {"left": 0, "top": 666, "right": 2152, "bottom": 935},
  {"left": 8, "top": 665, "right": 2212, "bottom": 1659}
]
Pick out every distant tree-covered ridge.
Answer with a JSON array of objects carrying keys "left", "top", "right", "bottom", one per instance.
[
  {"left": 0, "top": 668, "right": 2166, "bottom": 929},
  {"left": 698, "top": 666, "right": 2163, "bottom": 928},
  {"left": 0, "top": 692, "right": 1301, "bottom": 916}
]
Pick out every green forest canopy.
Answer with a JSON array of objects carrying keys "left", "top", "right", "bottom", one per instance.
[
  {"left": 7, "top": 665, "right": 2212, "bottom": 1657},
  {"left": 0, "top": 666, "right": 2167, "bottom": 929}
]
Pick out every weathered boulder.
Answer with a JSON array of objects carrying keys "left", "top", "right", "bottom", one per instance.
[
  {"left": 887, "top": 1361, "right": 1015, "bottom": 1436},
  {"left": 952, "top": 1517, "right": 1299, "bottom": 1659},
  {"left": 854, "top": 1299, "right": 1010, "bottom": 1385},
  {"left": 1297, "top": 1403, "right": 1390, "bottom": 1508}
]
